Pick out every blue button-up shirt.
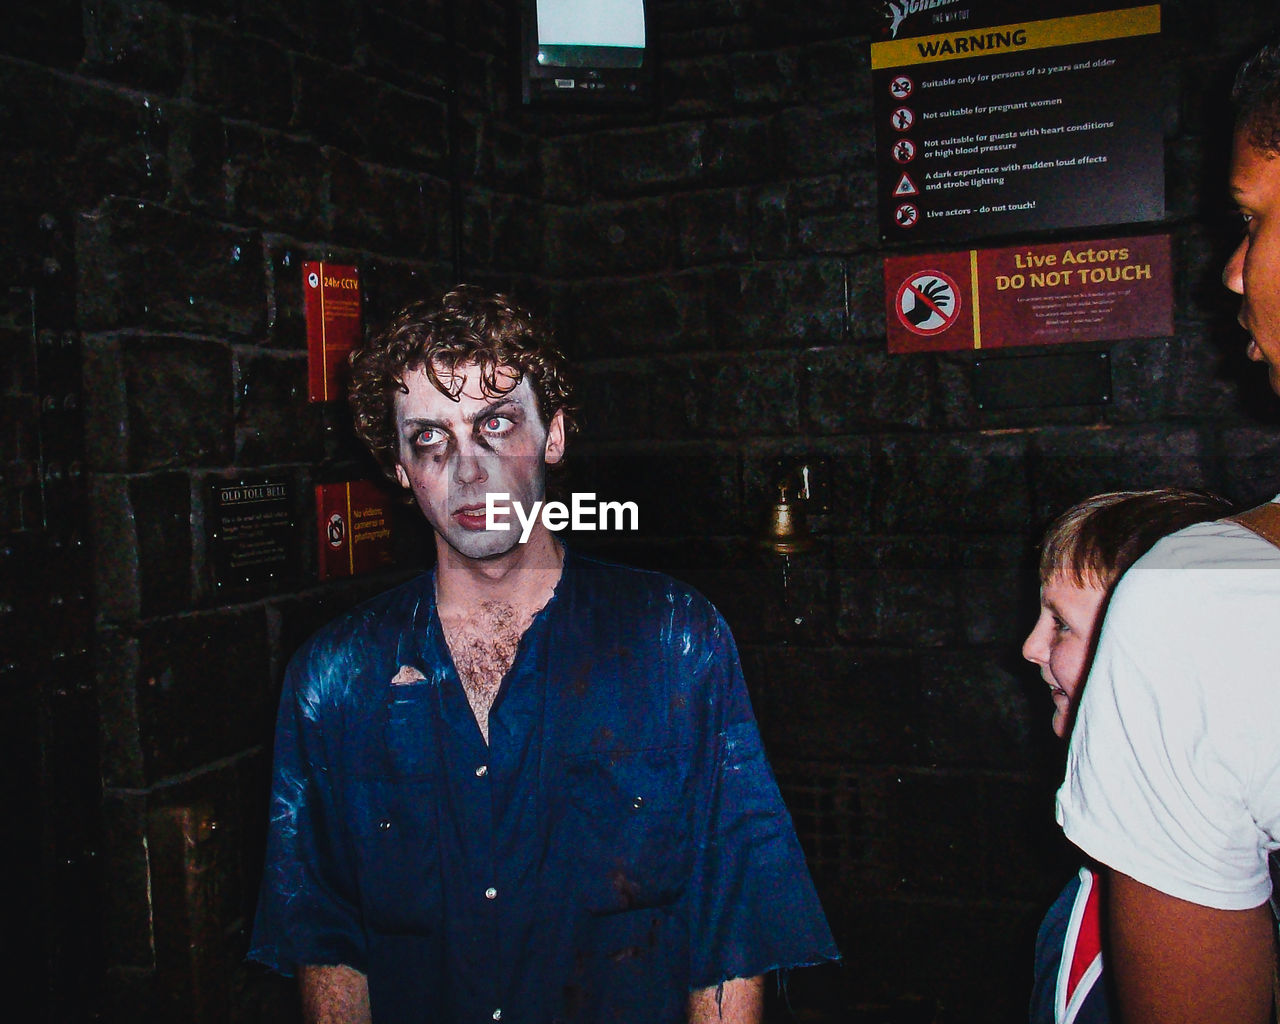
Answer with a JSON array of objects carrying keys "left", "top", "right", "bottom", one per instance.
[{"left": 250, "top": 550, "right": 837, "bottom": 1023}]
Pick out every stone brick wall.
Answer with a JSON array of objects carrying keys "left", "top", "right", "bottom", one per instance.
[{"left": 4, "top": 1, "right": 1280, "bottom": 1021}]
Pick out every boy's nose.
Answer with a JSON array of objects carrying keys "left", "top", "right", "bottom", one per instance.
[{"left": 1022, "top": 615, "right": 1049, "bottom": 665}]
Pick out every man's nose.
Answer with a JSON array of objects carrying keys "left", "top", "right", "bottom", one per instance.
[
  {"left": 451, "top": 443, "right": 489, "bottom": 486},
  {"left": 1223, "top": 235, "right": 1248, "bottom": 295}
]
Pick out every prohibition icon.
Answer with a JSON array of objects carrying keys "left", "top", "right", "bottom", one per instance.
[
  {"left": 895, "top": 270, "right": 961, "bottom": 335},
  {"left": 892, "top": 138, "right": 916, "bottom": 164},
  {"left": 891, "top": 106, "right": 914, "bottom": 132},
  {"left": 890, "top": 74, "right": 913, "bottom": 99},
  {"left": 894, "top": 203, "right": 919, "bottom": 228},
  {"left": 308, "top": 271, "right": 320, "bottom": 288},
  {"left": 326, "top": 512, "right": 346, "bottom": 549}
]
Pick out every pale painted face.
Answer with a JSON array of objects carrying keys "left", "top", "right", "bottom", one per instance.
[
  {"left": 1224, "top": 129, "right": 1280, "bottom": 396},
  {"left": 1021, "top": 575, "right": 1107, "bottom": 739},
  {"left": 393, "top": 362, "right": 565, "bottom": 562}
]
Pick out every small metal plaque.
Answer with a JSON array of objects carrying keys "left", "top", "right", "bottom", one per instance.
[
  {"left": 973, "top": 350, "right": 1111, "bottom": 411},
  {"left": 208, "top": 477, "right": 296, "bottom": 591}
]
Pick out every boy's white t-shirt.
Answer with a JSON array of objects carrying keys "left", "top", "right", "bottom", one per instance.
[{"left": 1057, "top": 510, "right": 1280, "bottom": 909}]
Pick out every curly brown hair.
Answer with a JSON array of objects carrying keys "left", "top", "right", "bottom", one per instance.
[{"left": 349, "top": 285, "right": 577, "bottom": 479}]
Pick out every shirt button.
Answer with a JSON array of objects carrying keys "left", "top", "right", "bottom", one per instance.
[
  {"left": 491, "top": 1010, "right": 502, "bottom": 1021},
  {"left": 485, "top": 886, "right": 498, "bottom": 900},
  {"left": 475, "top": 764, "right": 488, "bottom": 777}
]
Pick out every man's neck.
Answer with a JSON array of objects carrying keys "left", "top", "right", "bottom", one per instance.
[{"left": 434, "top": 525, "right": 565, "bottom": 619}]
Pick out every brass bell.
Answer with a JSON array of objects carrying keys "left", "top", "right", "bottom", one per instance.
[{"left": 759, "top": 481, "right": 814, "bottom": 555}]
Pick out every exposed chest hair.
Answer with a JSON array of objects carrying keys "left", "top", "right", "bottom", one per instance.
[{"left": 440, "top": 600, "right": 535, "bottom": 743}]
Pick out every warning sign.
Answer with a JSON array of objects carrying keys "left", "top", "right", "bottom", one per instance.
[
  {"left": 315, "top": 479, "right": 397, "bottom": 580},
  {"left": 884, "top": 233, "right": 1172, "bottom": 353},
  {"left": 895, "top": 271, "right": 962, "bottom": 336},
  {"left": 894, "top": 172, "right": 919, "bottom": 196}
]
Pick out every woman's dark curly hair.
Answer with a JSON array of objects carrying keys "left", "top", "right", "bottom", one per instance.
[
  {"left": 1234, "top": 31, "right": 1280, "bottom": 155},
  {"left": 349, "top": 285, "right": 577, "bottom": 480}
]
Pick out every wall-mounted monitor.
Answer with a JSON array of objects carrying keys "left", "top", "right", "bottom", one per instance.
[{"left": 521, "top": 0, "right": 655, "bottom": 107}]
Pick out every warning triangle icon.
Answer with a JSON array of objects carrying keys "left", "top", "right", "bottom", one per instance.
[{"left": 894, "top": 173, "right": 918, "bottom": 196}]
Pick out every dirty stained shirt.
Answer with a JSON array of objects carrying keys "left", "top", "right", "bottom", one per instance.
[{"left": 249, "top": 550, "right": 837, "bottom": 1023}]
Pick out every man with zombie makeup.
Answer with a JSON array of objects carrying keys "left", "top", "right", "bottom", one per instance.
[
  {"left": 1056, "top": 34, "right": 1280, "bottom": 1024},
  {"left": 248, "top": 286, "right": 836, "bottom": 1024}
]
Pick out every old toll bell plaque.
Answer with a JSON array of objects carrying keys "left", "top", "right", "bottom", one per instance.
[{"left": 208, "top": 477, "right": 296, "bottom": 591}]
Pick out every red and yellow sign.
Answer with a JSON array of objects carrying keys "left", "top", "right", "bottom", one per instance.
[
  {"left": 315, "top": 479, "right": 396, "bottom": 580},
  {"left": 305, "top": 261, "right": 362, "bottom": 402},
  {"left": 884, "top": 232, "right": 1171, "bottom": 353}
]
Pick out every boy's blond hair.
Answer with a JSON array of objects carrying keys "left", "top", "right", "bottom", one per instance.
[{"left": 1039, "top": 488, "right": 1233, "bottom": 589}]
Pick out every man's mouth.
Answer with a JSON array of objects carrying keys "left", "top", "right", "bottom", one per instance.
[{"left": 452, "top": 504, "right": 489, "bottom": 530}]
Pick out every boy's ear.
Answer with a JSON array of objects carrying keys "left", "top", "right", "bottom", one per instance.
[
  {"left": 543, "top": 408, "right": 566, "bottom": 465},
  {"left": 394, "top": 463, "right": 410, "bottom": 489}
]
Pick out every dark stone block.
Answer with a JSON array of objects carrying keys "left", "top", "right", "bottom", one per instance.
[
  {"left": 98, "top": 630, "right": 145, "bottom": 788},
  {"left": 329, "top": 154, "right": 436, "bottom": 256},
  {"left": 0, "top": 0, "right": 84, "bottom": 67},
  {"left": 265, "top": 241, "right": 323, "bottom": 351},
  {"left": 661, "top": 57, "right": 734, "bottom": 118},
  {"left": 694, "top": 352, "right": 801, "bottom": 438},
  {"left": 729, "top": 50, "right": 799, "bottom": 107},
  {"left": 474, "top": 124, "right": 542, "bottom": 194},
  {"left": 673, "top": 189, "right": 750, "bottom": 267},
  {"left": 539, "top": 138, "right": 591, "bottom": 206},
  {"left": 774, "top": 105, "right": 874, "bottom": 176},
  {"left": 796, "top": 38, "right": 873, "bottom": 105},
  {"left": 90, "top": 476, "right": 141, "bottom": 622},
  {"left": 190, "top": 22, "right": 295, "bottom": 127},
  {"left": 751, "top": 185, "right": 792, "bottom": 258},
  {"left": 711, "top": 259, "right": 844, "bottom": 350},
  {"left": 77, "top": 200, "right": 265, "bottom": 338},
  {"left": 844, "top": 250, "right": 892, "bottom": 339},
  {"left": 870, "top": 432, "right": 1032, "bottom": 533},
  {"left": 238, "top": 0, "right": 366, "bottom": 63},
  {"left": 1029, "top": 425, "right": 1212, "bottom": 522},
  {"left": 1217, "top": 427, "right": 1280, "bottom": 506},
  {"left": 294, "top": 56, "right": 448, "bottom": 170},
  {"left": 700, "top": 117, "right": 775, "bottom": 186},
  {"left": 121, "top": 335, "right": 234, "bottom": 470},
  {"left": 134, "top": 608, "right": 272, "bottom": 782},
  {"left": 163, "top": 102, "right": 230, "bottom": 217},
  {"left": 361, "top": 8, "right": 453, "bottom": 97},
  {"left": 0, "top": 63, "right": 168, "bottom": 212},
  {"left": 226, "top": 125, "right": 330, "bottom": 237},
  {"left": 101, "top": 792, "right": 153, "bottom": 969},
  {"left": 83, "top": 0, "right": 186, "bottom": 93},
  {"left": 82, "top": 336, "right": 130, "bottom": 475},
  {"left": 485, "top": 193, "right": 547, "bottom": 273},
  {"left": 833, "top": 535, "right": 961, "bottom": 647},
  {"left": 131, "top": 472, "right": 194, "bottom": 618},
  {"left": 234, "top": 350, "right": 327, "bottom": 466},
  {"left": 572, "top": 362, "right": 653, "bottom": 442},
  {"left": 360, "top": 258, "right": 454, "bottom": 336},
  {"left": 806, "top": 345, "right": 931, "bottom": 433},
  {"left": 561, "top": 272, "right": 711, "bottom": 356},
  {"left": 591, "top": 124, "right": 705, "bottom": 197},
  {"left": 960, "top": 534, "right": 1035, "bottom": 647},
  {"left": 546, "top": 198, "right": 677, "bottom": 278}
]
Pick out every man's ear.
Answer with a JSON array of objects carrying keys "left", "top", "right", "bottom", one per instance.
[
  {"left": 543, "top": 408, "right": 566, "bottom": 465},
  {"left": 394, "top": 463, "right": 411, "bottom": 489}
]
